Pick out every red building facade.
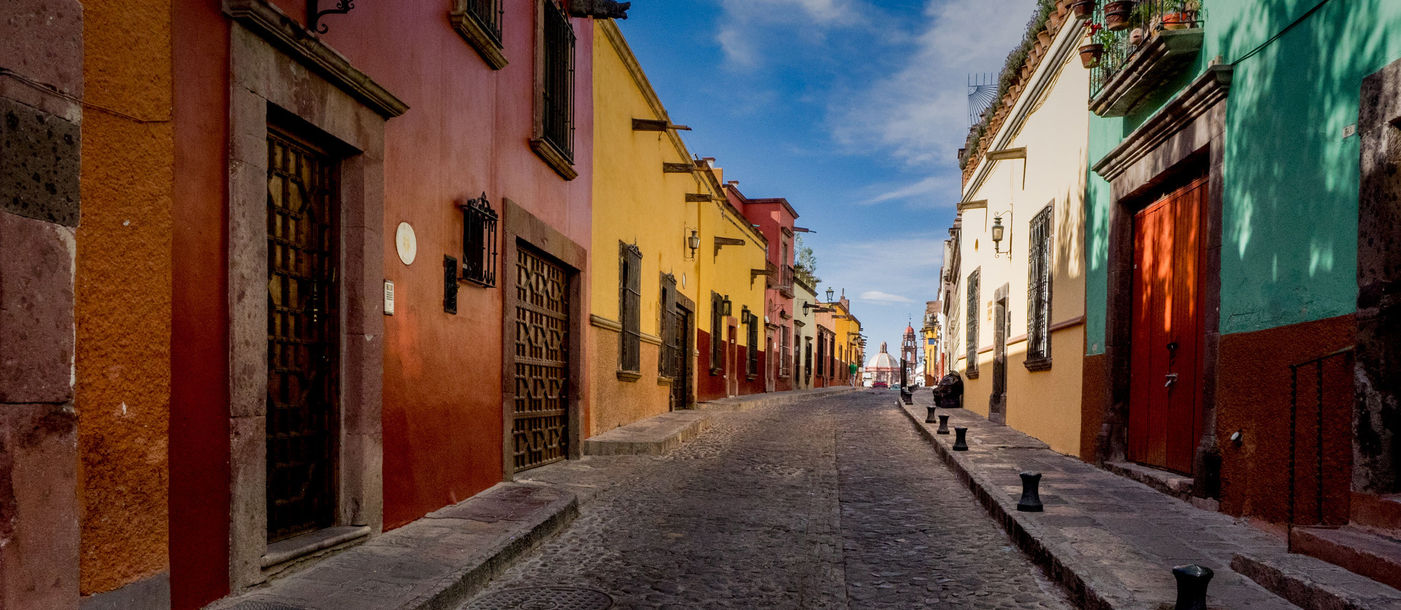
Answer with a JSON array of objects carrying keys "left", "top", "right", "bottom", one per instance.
[{"left": 725, "top": 185, "right": 799, "bottom": 393}]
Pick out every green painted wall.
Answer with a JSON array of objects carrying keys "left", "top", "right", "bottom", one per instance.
[{"left": 1085, "top": 0, "right": 1401, "bottom": 355}]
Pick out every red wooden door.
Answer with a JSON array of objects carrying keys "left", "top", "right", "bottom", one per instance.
[{"left": 1129, "top": 177, "right": 1207, "bottom": 474}]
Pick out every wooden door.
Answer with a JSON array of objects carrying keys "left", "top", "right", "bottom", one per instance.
[
  {"left": 990, "top": 295, "right": 1008, "bottom": 424},
  {"left": 266, "top": 128, "right": 339, "bottom": 541},
  {"left": 511, "top": 247, "right": 571, "bottom": 471},
  {"left": 1129, "top": 176, "right": 1207, "bottom": 474}
]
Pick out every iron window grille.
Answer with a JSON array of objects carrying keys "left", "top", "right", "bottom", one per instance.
[
  {"left": 618, "top": 242, "right": 642, "bottom": 374},
  {"left": 745, "top": 310, "right": 759, "bottom": 377},
  {"left": 538, "top": 0, "right": 575, "bottom": 161},
  {"left": 463, "top": 0, "right": 502, "bottom": 44},
  {"left": 710, "top": 292, "right": 724, "bottom": 374},
  {"left": 451, "top": 0, "right": 507, "bottom": 70},
  {"left": 966, "top": 268, "right": 980, "bottom": 378},
  {"left": 804, "top": 339, "right": 813, "bottom": 379},
  {"left": 460, "top": 193, "right": 498, "bottom": 287},
  {"left": 1026, "top": 206, "right": 1053, "bottom": 369},
  {"left": 780, "top": 326, "right": 792, "bottom": 378}
]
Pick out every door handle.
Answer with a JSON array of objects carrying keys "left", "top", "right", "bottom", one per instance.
[{"left": 1164, "top": 373, "right": 1178, "bottom": 389}]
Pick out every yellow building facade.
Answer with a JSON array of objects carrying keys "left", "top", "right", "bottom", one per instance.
[
  {"left": 944, "top": 11, "right": 1087, "bottom": 456},
  {"left": 589, "top": 21, "right": 767, "bottom": 430}
]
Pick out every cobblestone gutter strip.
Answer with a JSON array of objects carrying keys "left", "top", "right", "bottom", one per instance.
[
  {"left": 217, "top": 483, "right": 578, "bottom": 610},
  {"left": 897, "top": 395, "right": 1296, "bottom": 610}
]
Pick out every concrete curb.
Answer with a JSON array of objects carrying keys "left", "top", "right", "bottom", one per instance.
[
  {"left": 217, "top": 483, "right": 579, "bottom": 610},
  {"left": 896, "top": 400, "right": 1126, "bottom": 610},
  {"left": 408, "top": 485, "right": 580, "bottom": 610}
]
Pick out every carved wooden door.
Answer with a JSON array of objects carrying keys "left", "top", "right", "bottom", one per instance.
[{"left": 266, "top": 128, "right": 339, "bottom": 541}]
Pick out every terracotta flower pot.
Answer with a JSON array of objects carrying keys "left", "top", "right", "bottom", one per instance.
[
  {"left": 1079, "top": 43, "right": 1104, "bottom": 68},
  {"left": 1162, "top": 11, "right": 1196, "bottom": 30},
  {"left": 1104, "top": 0, "right": 1136, "bottom": 31},
  {"left": 1071, "top": 0, "right": 1096, "bottom": 20}
]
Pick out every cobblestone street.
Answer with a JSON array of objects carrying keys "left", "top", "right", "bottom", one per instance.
[{"left": 462, "top": 391, "right": 1070, "bottom": 609}]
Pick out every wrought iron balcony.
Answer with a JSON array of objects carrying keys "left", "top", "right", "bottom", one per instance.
[{"left": 1088, "top": 0, "right": 1205, "bottom": 117}]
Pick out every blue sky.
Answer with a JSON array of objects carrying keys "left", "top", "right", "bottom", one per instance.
[{"left": 616, "top": 0, "right": 1037, "bottom": 360}]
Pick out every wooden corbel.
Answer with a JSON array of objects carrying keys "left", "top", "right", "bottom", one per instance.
[
  {"left": 663, "top": 162, "right": 695, "bottom": 173},
  {"left": 633, "top": 118, "right": 691, "bottom": 131},
  {"left": 714, "top": 236, "right": 745, "bottom": 257},
  {"left": 685, "top": 193, "right": 714, "bottom": 202}
]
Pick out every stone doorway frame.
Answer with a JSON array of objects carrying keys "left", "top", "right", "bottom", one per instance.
[
  {"left": 1355, "top": 56, "right": 1401, "bottom": 496},
  {"left": 1091, "top": 66, "right": 1231, "bottom": 500},
  {"left": 224, "top": 1, "right": 404, "bottom": 590}
]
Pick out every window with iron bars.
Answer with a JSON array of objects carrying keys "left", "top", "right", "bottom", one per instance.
[
  {"left": 451, "top": 0, "right": 506, "bottom": 69},
  {"left": 710, "top": 292, "right": 725, "bottom": 373},
  {"left": 532, "top": 0, "right": 576, "bottom": 176},
  {"left": 1026, "top": 206, "right": 1053, "bottom": 369},
  {"left": 804, "top": 338, "right": 813, "bottom": 380},
  {"left": 780, "top": 326, "right": 792, "bottom": 378},
  {"left": 966, "top": 268, "right": 980, "bottom": 378},
  {"left": 618, "top": 243, "right": 642, "bottom": 374},
  {"left": 460, "top": 194, "right": 498, "bottom": 287},
  {"left": 745, "top": 310, "right": 759, "bottom": 377}
]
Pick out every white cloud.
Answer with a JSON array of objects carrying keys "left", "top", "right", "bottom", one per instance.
[
  {"left": 714, "top": 0, "right": 873, "bottom": 70},
  {"left": 859, "top": 174, "right": 960, "bottom": 207},
  {"left": 860, "top": 290, "right": 914, "bottom": 304},
  {"left": 827, "top": 0, "right": 1037, "bottom": 168}
]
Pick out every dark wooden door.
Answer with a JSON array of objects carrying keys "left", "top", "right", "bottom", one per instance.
[
  {"left": 1129, "top": 176, "right": 1207, "bottom": 474},
  {"left": 990, "top": 295, "right": 1008, "bottom": 424},
  {"left": 668, "top": 306, "right": 690, "bottom": 410},
  {"left": 266, "top": 128, "right": 339, "bottom": 541},
  {"left": 512, "top": 247, "right": 571, "bottom": 471}
]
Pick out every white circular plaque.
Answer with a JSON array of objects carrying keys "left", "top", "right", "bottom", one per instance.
[{"left": 395, "top": 222, "right": 417, "bottom": 265}]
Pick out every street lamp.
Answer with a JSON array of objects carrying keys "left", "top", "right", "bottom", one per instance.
[
  {"left": 686, "top": 229, "right": 700, "bottom": 258},
  {"left": 992, "top": 211, "right": 1012, "bottom": 258},
  {"left": 825, "top": 287, "right": 835, "bottom": 302}
]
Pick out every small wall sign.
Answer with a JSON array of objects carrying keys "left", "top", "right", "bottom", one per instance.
[
  {"left": 395, "top": 222, "right": 418, "bottom": 265},
  {"left": 384, "top": 280, "right": 395, "bottom": 315}
]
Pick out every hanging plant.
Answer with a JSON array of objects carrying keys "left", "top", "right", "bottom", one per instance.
[
  {"left": 1078, "top": 22, "right": 1106, "bottom": 68},
  {"left": 1071, "top": 0, "right": 1097, "bottom": 20},
  {"left": 1104, "top": 0, "right": 1137, "bottom": 31}
]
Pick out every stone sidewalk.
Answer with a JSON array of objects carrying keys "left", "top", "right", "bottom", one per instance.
[{"left": 898, "top": 391, "right": 1401, "bottom": 609}]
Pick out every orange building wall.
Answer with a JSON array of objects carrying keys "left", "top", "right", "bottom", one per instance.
[{"left": 76, "top": 0, "right": 174, "bottom": 596}]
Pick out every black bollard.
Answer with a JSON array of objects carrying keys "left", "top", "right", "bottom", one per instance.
[
  {"left": 1017, "top": 472, "right": 1043, "bottom": 512},
  {"left": 937, "top": 415, "right": 950, "bottom": 435},
  {"left": 1172, "top": 564, "right": 1212, "bottom": 610},
  {"left": 925, "top": 405, "right": 937, "bottom": 423},
  {"left": 902, "top": 390, "right": 913, "bottom": 405},
  {"left": 953, "top": 427, "right": 969, "bottom": 451}
]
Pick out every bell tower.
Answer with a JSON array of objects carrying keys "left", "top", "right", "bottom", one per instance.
[{"left": 901, "top": 321, "right": 917, "bottom": 388}]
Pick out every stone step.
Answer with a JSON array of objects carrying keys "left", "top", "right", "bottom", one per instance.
[
  {"left": 1352, "top": 493, "right": 1401, "bottom": 531},
  {"left": 1290, "top": 525, "right": 1401, "bottom": 593},
  {"left": 582, "top": 411, "right": 709, "bottom": 456}
]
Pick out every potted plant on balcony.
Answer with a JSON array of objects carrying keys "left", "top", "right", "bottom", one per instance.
[
  {"left": 1161, "top": 0, "right": 1201, "bottom": 30},
  {"left": 1079, "top": 23, "right": 1107, "bottom": 68},
  {"left": 1103, "top": 0, "right": 1137, "bottom": 31},
  {"left": 1070, "top": 0, "right": 1096, "bottom": 20}
]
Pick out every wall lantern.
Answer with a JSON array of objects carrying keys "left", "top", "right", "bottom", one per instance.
[
  {"left": 686, "top": 230, "right": 700, "bottom": 258},
  {"left": 721, "top": 297, "right": 733, "bottom": 317},
  {"left": 825, "top": 287, "right": 835, "bottom": 302},
  {"left": 991, "top": 211, "right": 1012, "bottom": 258}
]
